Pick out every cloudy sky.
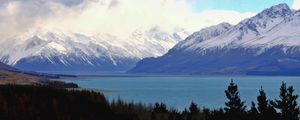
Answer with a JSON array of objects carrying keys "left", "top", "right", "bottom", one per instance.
[{"left": 0, "top": 0, "right": 299, "bottom": 40}]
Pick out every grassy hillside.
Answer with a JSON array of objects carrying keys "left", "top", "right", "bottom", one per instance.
[{"left": 0, "top": 70, "right": 78, "bottom": 88}]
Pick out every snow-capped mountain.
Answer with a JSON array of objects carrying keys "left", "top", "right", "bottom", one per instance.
[
  {"left": 129, "top": 3, "right": 300, "bottom": 75},
  {"left": 0, "top": 27, "right": 188, "bottom": 74}
]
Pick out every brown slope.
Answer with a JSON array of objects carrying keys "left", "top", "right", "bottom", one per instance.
[
  {"left": 0, "top": 70, "right": 42, "bottom": 85},
  {"left": 0, "top": 62, "right": 78, "bottom": 88}
]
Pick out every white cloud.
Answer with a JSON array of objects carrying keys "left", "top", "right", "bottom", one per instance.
[
  {"left": 180, "top": 10, "right": 255, "bottom": 33},
  {"left": 293, "top": 0, "right": 300, "bottom": 10},
  {"left": 0, "top": 0, "right": 255, "bottom": 41}
]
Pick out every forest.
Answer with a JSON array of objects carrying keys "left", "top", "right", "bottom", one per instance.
[{"left": 0, "top": 81, "right": 298, "bottom": 120}]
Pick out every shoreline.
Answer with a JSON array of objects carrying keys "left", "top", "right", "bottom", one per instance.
[
  {"left": 67, "top": 87, "right": 121, "bottom": 93},
  {"left": 57, "top": 74, "right": 300, "bottom": 80}
]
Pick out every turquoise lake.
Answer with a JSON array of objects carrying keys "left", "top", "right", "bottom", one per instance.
[{"left": 66, "top": 76, "right": 300, "bottom": 110}]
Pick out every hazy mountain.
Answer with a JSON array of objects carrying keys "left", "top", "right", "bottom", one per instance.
[
  {"left": 129, "top": 4, "right": 300, "bottom": 75},
  {"left": 0, "top": 61, "right": 17, "bottom": 71},
  {"left": 0, "top": 27, "right": 188, "bottom": 74}
]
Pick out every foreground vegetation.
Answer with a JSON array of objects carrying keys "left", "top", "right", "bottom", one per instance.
[{"left": 0, "top": 81, "right": 299, "bottom": 120}]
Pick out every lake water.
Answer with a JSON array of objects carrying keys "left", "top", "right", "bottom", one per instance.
[{"left": 66, "top": 76, "right": 300, "bottom": 110}]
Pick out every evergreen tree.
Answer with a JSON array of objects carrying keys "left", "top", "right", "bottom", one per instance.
[
  {"left": 257, "top": 86, "right": 277, "bottom": 120},
  {"left": 224, "top": 80, "right": 246, "bottom": 120},
  {"left": 286, "top": 86, "right": 300, "bottom": 120},
  {"left": 257, "top": 87, "right": 268, "bottom": 115},
  {"left": 209, "top": 108, "right": 225, "bottom": 120},
  {"left": 247, "top": 102, "right": 259, "bottom": 120},
  {"left": 271, "top": 82, "right": 300, "bottom": 120},
  {"left": 271, "top": 82, "right": 288, "bottom": 120},
  {"left": 187, "top": 102, "right": 201, "bottom": 120},
  {"left": 266, "top": 104, "right": 278, "bottom": 120},
  {"left": 153, "top": 102, "right": 168, "bottom": 113},
  {"left": 189, "top": 102, "right": 200, "bottom": 114},
  {"left": 152, "top": 102, "right": 169, "bottom": 120}
]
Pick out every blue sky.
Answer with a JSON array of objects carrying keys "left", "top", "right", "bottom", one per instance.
[{"left": 191, "top": 0, "right": 294, "bottom": 13}]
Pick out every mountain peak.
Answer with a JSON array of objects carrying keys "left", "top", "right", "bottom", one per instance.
[
  {"left": 217, "top": 22, "right": 232, "bottom": 28},
  {"left": 174, "top": 22, "right": 233, "bottom": 50},
  {"left": 272, "top": 3, "right": 290, "bottom": 8},
  {"left": 184, "top": 22, "right": 232, "bottom": 41},
  {"left": 129, "top": 3, "right": 300, "bottom": 75},
  {"left": 258, "top": 3, "right": 292, "bottom": 18}
]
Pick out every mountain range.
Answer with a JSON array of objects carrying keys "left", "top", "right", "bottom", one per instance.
[
  {"left": 129, "top": 3, "right": 300, "bottom": 75},
  {"left": 1, "top": 3, "right": 299, "bottom": 75},
  {"left": 0, "top": 27, "right": 188, "bottom": 74}
]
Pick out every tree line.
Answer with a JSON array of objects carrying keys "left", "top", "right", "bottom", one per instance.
[{"left": 0, "top": 80, "right": 299, "bottom": 120}]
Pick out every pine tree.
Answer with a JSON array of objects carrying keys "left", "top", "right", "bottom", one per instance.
[
  {"left": 271, "top": 82, "right": 288, "bottom": 120},
  {"left": 286, "top": 86, "right": 300, "bottom": 120},
  {"left": 152, "top": 102, "right": 169, "bottom": 120},
  {"left": 153, "top": 102, "right": 168, "bottom": 113},
  {"left": 189, "top": 102, "right": 200, "bottom": 114},
  {"left": 257, "top": 86, "right": 277, "bottom": 120},
  {"left": 266, "top": 104, "right": 278, "bottom": 120},
  {"left": 257, "top": 87, "right": 268, "bottom": 115},
  {"left": 224, "top": 80, "right": 246, "bottom": 120},
  {"left": 187, "top": 102, "right": 200, "bottom": 120},
  {"left": 271, "top": 82, "right": 300, "bottom": 120},
  {"left": 247, "top": 102, "right": 259, "bottom": 120}
]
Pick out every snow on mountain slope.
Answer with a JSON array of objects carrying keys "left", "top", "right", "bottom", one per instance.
[
  {"left": 0, "top": 27, "right": 188, "bottom": 73},
  {"left": 129, "top": 3, "right": 300, "bottom": 75},
  {"left": 174, "top": 23, "right": 233, "bottom": 50},
  {"left": 177, "top": 3, "right": 295, "bottom": 51}
]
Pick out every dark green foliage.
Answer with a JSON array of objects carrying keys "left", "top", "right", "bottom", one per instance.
[
  {"left": 224, "top": 80, "right": 246, "bottom": 120},
  {"left": 189, "top": 102, "right": 200, "bottom": 114},
  {"left": 0, "top": 85, "right": 112, "bottom": 120},
  {"left": 257, "top": 87, "right": 268, "bottom": 115},
  {"left": 257, "top": 87, "right": 277, "bottom": 120},
  {"left": 151, "top": 102, "right": 169, "bottom": 120},
  {"left": 153, "top": 102, "right": 168, "bottom": 113},
  {"left": 42, "top": 80, "right": 79, "bottom": 88},
  {"left": 168, "top": 109, "right": 182, "bottom": 120},
  {"left": 0, "top": 81, "right": 299, "bottom": 120},
  {"left": 187, "top": 102, "right": 201, "bottom": 120},
  {"left": 271, "top": 82, "right": 300, "bottom": 120},
  {"left": 247, "top": 102, "right": 259, "bottom": 120},
  {"left": 207, "top": 108, "right": 224, "bottom": 120}
]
